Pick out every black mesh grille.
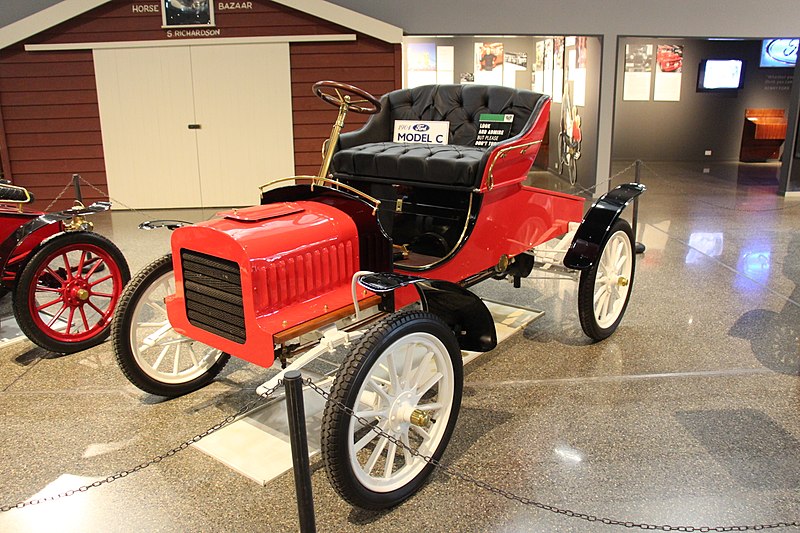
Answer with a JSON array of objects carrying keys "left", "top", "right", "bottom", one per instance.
[{"left": 181, "top": 250, "right": 245, "bottom": 344}]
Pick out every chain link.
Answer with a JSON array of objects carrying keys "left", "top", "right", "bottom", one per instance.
[
  {"left": 4, "top": 377, "right": 798, "bottom": 531},
  {"left": 0, "top": 381, "right": 283, "bottom": 513},
  {"left": 75, "top": 175, "right": 165, "bottom": 222},
  {"left": 43, "top": 180, "right": 76, "bottom": 212},
  {"left": 549, "top": 161, "right": 638, "bottom": 198},
  {"left": 303, "top": 380, "right": 800, "bottom": 531}
]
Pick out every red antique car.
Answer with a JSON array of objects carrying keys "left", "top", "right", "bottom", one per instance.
[
  {"left": 112, "top": 81, "right": 644, "bottom": 510},
  {"left": 0, "top": 181, "right": 129, "bottom": 353}
]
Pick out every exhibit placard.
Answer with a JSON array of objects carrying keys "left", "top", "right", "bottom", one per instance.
[
  {"left": 475, "top": 114, "right": 514, "bottom": 147},
  {"left": 393, "top": 120, "right": 450, "bottom": 144}
]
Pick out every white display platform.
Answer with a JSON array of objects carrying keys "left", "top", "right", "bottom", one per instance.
[
  {"left": 193, "top": 300, "right": 544, "bottom": 486},
  {"left": 0, "top": 311, "right": 29, "bottom": 348}
]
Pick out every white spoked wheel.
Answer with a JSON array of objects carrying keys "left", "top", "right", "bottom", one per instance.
[
  {"left": 321, "top": 310, "right": 462, "bottom": 510},
  {"left": 111, "top": 254, "right": 230, "bottom": 397},
  {"left": 577, "top": 219, "right": 635, "bottom": 340}
]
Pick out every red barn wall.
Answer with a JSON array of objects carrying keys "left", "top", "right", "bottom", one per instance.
[{"left": 0, "top": 0, "right": 401, "bottom": 209}]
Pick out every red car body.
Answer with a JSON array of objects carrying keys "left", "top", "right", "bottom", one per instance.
[{"left": 164, "top": 99, "right": 585, "bottom": 369}]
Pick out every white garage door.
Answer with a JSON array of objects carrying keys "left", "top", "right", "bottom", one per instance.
[{"left": 94, "top": 42, "right": 294, "bottom": 209}]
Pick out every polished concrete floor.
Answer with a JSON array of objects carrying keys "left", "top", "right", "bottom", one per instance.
[{"left": 0, "top": 161, "right": 799, "bottom": 532}]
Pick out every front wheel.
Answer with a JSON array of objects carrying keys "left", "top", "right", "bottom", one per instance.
[
  {"left": 111, "top": 254, "right": 230, "bottom": 397},
  {"left": 321, "top": 310, "right": 463, "bottom": 510},
  {"left": 577, "top": 219, "right": 635, "bottom": 340},
  {"left": 13, "top": 231, "right": 130, "bottom": 354}
]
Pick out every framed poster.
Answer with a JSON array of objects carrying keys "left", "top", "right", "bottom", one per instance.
[
  {"left": 654, "top": 44, "right": 684, "bottom": 101},
  {"left": 533, "top": 41, "right": 544, "bottom": 92},
  {"left": 163, "top": 0, "right": 215, "bottom": 28},
  {"left": 553, "top": 37, "right": 564, "bottom": 103},
  {"left": 475, "top": 42, "right": 503, "bottom": 85},
  {"left": 503, "top": 51, "right": 526, "bottom": 88},
  {"left": 543, "top": 38, "right": 554, "bottom": 96},
  {"left": 623, "top": 44, "right": 653, "bottom": 101},
  {"left": 407, "top": 43, "right": 438, "bottom": 87}
]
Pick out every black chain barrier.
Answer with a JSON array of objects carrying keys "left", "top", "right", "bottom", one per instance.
[
  {"left": 301, "top": 379, "right": 800, "bottom": 532},
  {"left": 2, "top": 375, "right": 799, "bottom": 531},
  {"left": 0, "top": 381, "right": 283, "bottom": 513}
]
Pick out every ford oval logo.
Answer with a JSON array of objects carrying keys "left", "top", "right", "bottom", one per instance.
[
  {"left": 412, "top": 124, "right": 430, "bottom": 132},
  {"left": 766, "top": 38, "right": 799, "bottom": 65}
]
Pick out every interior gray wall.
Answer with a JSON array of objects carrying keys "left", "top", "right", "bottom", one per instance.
[
  {"left": 326, "top": 1, "right": 800, "bottom": 39},
  {"left": 613, "top": 38, "right": 795, "bottom": 162}
]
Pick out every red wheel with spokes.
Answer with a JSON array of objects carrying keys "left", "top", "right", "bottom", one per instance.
[{"left": 13, "top": 231, "right": 130, "bottom": 353}]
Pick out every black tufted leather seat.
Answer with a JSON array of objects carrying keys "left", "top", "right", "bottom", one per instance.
[{"left": 332, "top": 85, "right": 546, "bottom": 189}]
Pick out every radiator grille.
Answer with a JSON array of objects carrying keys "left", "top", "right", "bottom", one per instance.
[{"left": 181, "top": 250, "right": 245, "bottom": 344}]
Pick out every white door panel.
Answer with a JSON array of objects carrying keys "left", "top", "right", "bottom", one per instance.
[
  {"left": 191, "top": 43, "right": 294, "bottom": 207},
  {"left": 95, "top": 43, "right": 294, "bottom": 209},
  {"left": 95, "top": 47, "right": 202, "bottom": 209}
]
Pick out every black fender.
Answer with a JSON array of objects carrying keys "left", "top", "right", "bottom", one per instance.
[
  {"left": 0, "top": 202, "right": 112, "bottom": 286},
  {"left": 357, "top": 272, "right": 497, "bottom": 352},
  {"left": 563, "top": 183, "right": 646, "bottom": 270}
]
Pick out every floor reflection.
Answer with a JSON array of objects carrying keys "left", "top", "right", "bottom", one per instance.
[{"left": 730, "top": 235, "right": 800, "bottom": 375}]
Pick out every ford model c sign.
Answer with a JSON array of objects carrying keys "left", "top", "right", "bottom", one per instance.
[{"left": 393, "top": 120, "right": 450, "bottom": 144}]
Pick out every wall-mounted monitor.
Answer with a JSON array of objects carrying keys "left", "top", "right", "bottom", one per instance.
[
  {"left": 760, "top": 38, "right": 798, "bottom": 68},
  {"left": 697, "top": 59, "right": 745, "bottom": 92}
]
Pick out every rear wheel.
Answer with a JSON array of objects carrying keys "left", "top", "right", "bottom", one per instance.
[
  {"left": 577, "top": 219, "right": 635, "bottom": 340},
  {"left": 321, "top": 310, "right": 462, "bottom": 510},
  {"left": 112, "top": 254, "right": 230, "bottom": 397},
  {"left": 13, "top": 231, "right": 130, "bottom": 354}
]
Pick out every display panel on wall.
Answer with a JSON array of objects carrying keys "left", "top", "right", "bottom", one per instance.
[
  {"left": 623, "top": 44, "right": 653, "bottom": 101},
  {"left": 760, "top": 38, "right": 798, "bottom": 68},
  {"left": 697, "top": 59, "right": 745, "bottom": 92},
  {"left": 407, "top": 43, "right": 455, "bottom": 87},
  {"left": 654, "top": 44, "right": 683, "bottom": 101},
  {"left": 475, "top": 42, "right": 504, "bottom": 85}
]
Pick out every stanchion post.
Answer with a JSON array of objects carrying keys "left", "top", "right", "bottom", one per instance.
[
  {"left": 72, "top": 174, "right": 83, "bottom": 205},
  {"left": 284, "top": 370, "right": 317, "bottom": 533},
  {"left": 633, "top": 160, "right": 646, "bottom": 254}
]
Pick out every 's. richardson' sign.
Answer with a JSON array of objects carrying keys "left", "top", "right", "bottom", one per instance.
[{"left": 393, "top": 121, "right": 450, "bottom": 144}]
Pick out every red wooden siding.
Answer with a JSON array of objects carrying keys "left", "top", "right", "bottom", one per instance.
[
  {"left": 290, "top": 37, "right": 401, "bottom": 176},
  {"left": 0, "top": 0, "right": 401, "bottom": 209},
  {"left": 0, "top": 45, "right": 105, "bottom": 209}
]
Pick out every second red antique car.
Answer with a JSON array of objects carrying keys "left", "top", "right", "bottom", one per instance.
[
  {"left": 113, "top": 81, "right": 644, "bottom": 510},
  {"left": 0, "top": 181, "right": 129, "bottom": 353}
]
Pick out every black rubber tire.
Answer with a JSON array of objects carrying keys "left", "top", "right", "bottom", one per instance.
[
  {"left": 577, "top": 219, "right": 635, "bottom": 341},
  {"left": 321, "top": 310, "right": 463, "bottom": 511},
  {"left": 13, "top": 231, "right": 130, "bottom": 354},
  {"left": 111, "top": 254, "right": 230, "bottom": 397}
]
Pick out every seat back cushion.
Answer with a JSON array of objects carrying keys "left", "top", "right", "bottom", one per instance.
[
  {"left": 333, "top": 85, "right": 546, "bottom": 188},
  {"left": 431, "top": 85, "right": 539, "bottom": 145}
]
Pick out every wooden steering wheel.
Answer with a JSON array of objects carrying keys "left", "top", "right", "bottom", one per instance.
[{"left": 312, "top": 81, "right": 382, "bottom": 115}]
